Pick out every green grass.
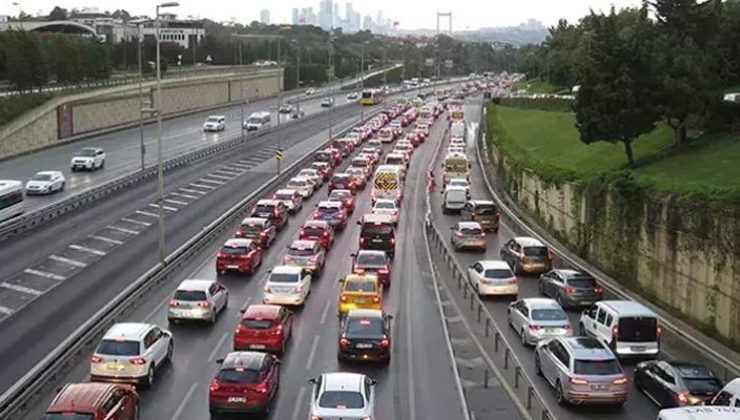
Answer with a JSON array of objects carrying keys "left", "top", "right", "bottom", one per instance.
[
  {"left": 512, "top": 77, "right": 561, "bottom": 94},
  {"left": 0, "top": 93, "right": 53, "bottom": 127}
]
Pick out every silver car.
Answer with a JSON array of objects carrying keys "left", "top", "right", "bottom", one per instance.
[
  {"left": 167, "top": 279, "right": 228, "bottom": 324},
  {"left": 534, "top": 336, "right": 629, "bottom": 406},
  {"left": 508, "top": 298, "right": 572, "bottom": 346},
  {"left": 308, "top": 372, "right": 376, "bottom": 419}
]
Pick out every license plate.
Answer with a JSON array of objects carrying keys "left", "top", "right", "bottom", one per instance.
[
  {"left": 356, "top": 343, "right": 373, "bottom": 349},
  {"left": 250, "top": 344, "right": 266, "bottom": 350},
  {"left": 227, "top": 265, "right": 239, "bottom": 269},
  {"left": 354, "top": 298, "right": 366, "bottom": 304},
  {"left": 106, "top": 363, "right": 124, "bottom": 371},
  {"left": 631, "top": 346, "right": 646, "bottom": 352},
  {"left": 228, "top": 396, "right": 247, "bottom": 403},
  {"left": 372, "top": 239, "right": 383, "bottom": 243},
  {"left": 543, "top": 329, "right": 558, "bottom": 334},
  {"left": 591, "top": 384, "right": 609, "bottom": 391},
  {"left": 336, "top": 184, "right": 345, "bottom": 188}
]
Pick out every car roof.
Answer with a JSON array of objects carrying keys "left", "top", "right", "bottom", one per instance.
[
  {"left": 275, "top": 189, "right": 298, "bottom": 195},
  {"left": 224, "top": 238, "right": 255, "bottom": 248},
  {"left": 241, "top": 217, "right": 267, "bottom": 225},
  {"left": 35, "top": 170, "right": 61, "bottom": 176},
  {"left": 560, "top": 337, "right": 615, "bottom": 360},
  {"left": 374, "top": 199, "right": 396, "bottom": 205},
  {"left": 256, "top": 199, "right": 280, "bottom": 205},
  {"left": 479, "top": 260, "right": 511, "bottom": 270},
  {"left": 221, "top": 351, "right": 266, "bottom": 370},
  {"left": 50, "top": 382, "right": 118, "bottom": 411},
  {"left": 289, "top": 176, "right": 310, "bottom": 182},
  {"left": 177, "top": 279, "right": 213, "bottom": 291},
  {"left": 514, "top": 236, "right": 546, "bottom": 247},
  {"left": 300, "top": 168, "right": 319, "bottom": 173},
  {"left": 357, "top": 249, "right": 387, "bottom": 258},
  {"left": 207, "top": 115, "right": 225, "bottom": 118},
  {"left": 554, "top": 268, "right": 593, "bottom": 279},
  {"left": 522, "top": 298, "right": 561, "bottom": 309},
  {"left": 304, "top": 219, "right": 329, "bottom": 228},
  {"left": 242, "top": 304, "right": 282, "bottom": 319},
  {"left": 599, "top": 300, "right": 656, "bottom": 317},
  {"left": 322, "top": 372, "right": 365, "bottom": 392},
  {"left": 291, "top": 239, "right": 318, "bottom": 249},
  {"left": 103, "top": 322, "right": 153, "bottom": 341},
  {"left": 470, "top": 200, "right": 495, "bottom": 206},
  {"left": 347, "top": 308, "right": 383, "bottom": 319},
  {"left": 330, "top": 189, "right": 352, "bottom": 195},
  {"left": 721, "top": 377, "right": 740, "bottom": 393},
  {"left": 271, "top": 265, "right": 302, "bottom": 275},
  {"left": 318, "top": 200, "right": 342, "bottom": 208},
  {"left": 446, "top": 186, "right": 469, "bottom": 192},
  {"left": 361, "top": 213, "right": 394, "bottom": 224},
  {"left": 456, "top": 221, "right": 482, "bottom": 229}
]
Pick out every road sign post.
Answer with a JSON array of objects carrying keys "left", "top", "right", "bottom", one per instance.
[{"left": 275, "top": 148, "right": 283, "bottom": 174}]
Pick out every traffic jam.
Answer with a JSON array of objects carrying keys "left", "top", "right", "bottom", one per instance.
[{"left": 43, "top": 87, "right": 452, "bottom": 419}]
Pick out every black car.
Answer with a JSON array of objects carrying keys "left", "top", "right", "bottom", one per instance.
[
  {"left": 538, "top": 269, "right": 603, "bottom": 308},
  {"left": 337, "top": 309, "right": 392, "bottom": 364},
  {"left": 357, "top": 214, "right": 396, "bottom": 258},
  {"left": 500, "top": 237, "right": 553, "bottom": 275},
  {"left": 328, "top": 173, "right": 356, "bottom": 193},
  {"left": 278, "top": 104, "right": 293, "bottom": 114},
  {"left": 634, "top": 360, "right": 723, "bottom": 408}
]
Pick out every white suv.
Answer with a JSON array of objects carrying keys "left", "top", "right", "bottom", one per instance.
[
  {"left": 309, "top": 372, "right": 376, "bottom": 420},
  {"left": 71, "top": 147, "right": 105, "bottom": 171},
  {"left": 90, "top": 322, "right": 173, "bottom": 387},
  {"left": 203, "top": 115, "right": 226, "bottom": 131}
]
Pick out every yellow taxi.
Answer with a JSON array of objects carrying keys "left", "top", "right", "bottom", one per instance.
[{"left": 338, "top": 274, "right": 383, "bottom": 315}]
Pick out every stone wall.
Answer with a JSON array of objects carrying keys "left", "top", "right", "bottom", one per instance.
[{"left": 489, "top": 142, "right": 740, "bottom": 348}]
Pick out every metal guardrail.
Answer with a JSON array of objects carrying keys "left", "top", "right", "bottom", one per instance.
[{"left": 0, "top": 104, "right": 387, "bottom": 419}]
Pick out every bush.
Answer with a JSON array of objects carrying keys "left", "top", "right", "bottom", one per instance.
[{"left": 0, "top": 93, "right": 53, "bottom": 127}]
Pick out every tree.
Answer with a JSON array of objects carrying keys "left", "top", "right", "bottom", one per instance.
[
  {"left": 48, "top": 6, "right": 68, "bottom": 20},
  {"left": 111, "top": 9, "right": 132, "bottom": 22},
  {"left": 574, "top": 7, "right": 660, "bottom": 167}
]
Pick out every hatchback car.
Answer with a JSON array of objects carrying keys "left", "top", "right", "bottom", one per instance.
[
  {"left": 45, "top": 382, "right": 139, "bottom": 420},
  {"left": 263, "top": 266, "right": 312, "bottom": 306},
  {"left": 283, "top": 239, "right": 325, "bottom": 274},
  {"left": 350, "top": 156, "right": 372, "bottom": 173},
  {"left": 251, "top": 199, "right": 288, "bottom": 230},
  {"left": 25, "top": 171, "right": 65, "bottom": 195},
  {"left": 168, "top": 279, "right": 228, "bottom": 324},
  {"left": 346, "top": 167, "right": 369, "bottom": 189},
  {"left": 209, "top": 352, "right": 280, "bottom": 416},
  {"left": 234, "top": 304, "right": 293, "bottom": 354},
  {"left": 298, "top": 168, "right": 324, "bottom": 187},
  {"left": 235, "top": 217, "right": 277, "bottom": 249},
  {"left": 446, "top": 178, "right": 470, "bottom": 192},
  {"left": 352, "top": 250, "right": 392, "bottom": 286},
  {"left": 286, "top": 176, "right": 315, "bottom": 198},
  {"left": 634, "top": 360, "right": 723, "bottom": 408},
  {"left": 450, "top": 222, "right": 487, "bottom": 252},
  {"left": 500, "top": 237, "right": 554, "bottom": 274},
  {"left": 378, "top": 128, "right": 395, "bottom": 143},
  {"left": 273, "top": 188, "right": 303, "bottom": 214},
  {"left": 216, "top": 238, "right": 263, "bottom": 275},
  {"left": 308, "top": 373, "right": 376, "bottom": 420},
  {"left": 90, "top": 323, "right": 173, "bottom": 387},
  {"left": 539, "top": 269, "right": 604, "bottom": 308},
  {"left": 338, "top": 309, "right": 393, "bottom": 364},
  {"left": 338, "top": 274, "right": 383, "bottom": 315},
  {"left": 461, "top": 200, "right": 500, "bottom": 232},
  {"left": 299, "top": 220, "right": 334, "bottom": 249},
  {"left": 313, "top": 200, "right": 349, "bottom": 230},
  {"left": 328, "top": 189, "right": 356, "bottom": 213},
  {"left": 367, "top": 139, "right": 383, "bottom": 150},
  {"left": 467, "top": 260, "right": 518, "bottom": 298},
  {"left": 357, "top": 214, "right": 396, "bottom": 258},
  {"left": 371, "top": 199, "right": 400, "bottom": 225},
  {"left": 508, "top": 298, "right": 572, "bottom": 346},
  {"left": 534, "top": 336, "right": 628, "bottom": 406},
  {"left": 310, "top": 161, "right": 333, "bottom": 181},
  {"left": 328, "top": 173, "right": 357, "bottom": 193}
]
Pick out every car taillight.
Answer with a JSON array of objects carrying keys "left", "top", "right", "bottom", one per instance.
[
  {"left": 372, "top": 296, "right": 381, "bottom": 304},
  {"left": 528, "top": 324, "right": 540, "bottom": 330},
  {"left": 255, "top": 381, "right": 269, "bottom": 393},
  {"left": 169, "top": 300, "right": 179, "bottom": 307},
  {"left": 378, "top": 266, "right": 389, "bottom": 274},
  {"left": 390, "top": 237, "right": 395, "bottom": 244},
  {"left": 91, "top": 355, "right": 103, "bottom": 363},
  {"left": 563, "top": 324, "right": 572, "bottom": 330},
  {"left": 381, "top": 336, "right": 390, "bottom": 347},
  {"left": 480, "top": 232, "right": 486, "bottom": 238},
  {"left": 129, "top": 357, "right": 147, "bottom": 365},
  {"left": 340, "top": 295, "right": 347, "bottom": 302},
  {"left": 612, "top": 325, "right": 619, "bottom": 340},
  {"left": 508, "top": 277, "right": 518, "bottom": 284},
  {"left": 565, "top": 287, "right": 577, "bottom": 294},
  {"left": 235, "top": 229, "right": 243, "bottom": 236},
  {"left": 360, "top": 237, "right": 366, "bottom": 245},
  {"left": 568, "top": 376, "right": 589, "bottom": 385},
  {"left": 295, "top": 285, "right": 303, "bottom": 292},
  {"left": 613, "top": 376, "right": 629, "bottom": 385},
  {"left": 217, "top": 252, "right": 226, "bottom": 258},
  {"left": 239, "top": 254, "right": 251, "bottom": 260},
  {"left": 198, "top": 301, "right": 211, "bottom": 308},
  {"left": 323, "top": 231, "right": 330, "bottom": 237},
  {"left": 657, "top": 326, "right": 662, "bottom": 338},
  {"left": 340, "top": 337, "right": 349, "bottom": 347},
  {"left": 235, "top": 325, "right": 242, "bottom": 334},
  {"left": 594, "top": 287, "right": 603, "bottom": 293},
  {"left": 273, "top": 325, "right": 283, "bottom": 336},
  {"left": 209, "top": 379, "right": 220, "bottom": 392}
]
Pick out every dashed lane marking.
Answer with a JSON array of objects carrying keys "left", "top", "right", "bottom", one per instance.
[
  {"left": 90, "top": 234, "right": 124, "bottom": 245},
  {"left": 198, "top": 178, "right": 225, "bottom": 185},
  {"left": 290, "top": 386, "right": 307, "bottom": 420},
  {"left": 170, "top": 192, "right": 198, "bottom": 200},
  {"left": 319, "top": 299, "right": 332, "bottom": 324},
  {"left": 305, "top": 335, "right": 320, "bottom": 370},
  {"left": 229, "top": 162, "right": 252, "bottom": 170},
  {"left": 148, "top": 203, "right": 178, "bottom": 212},
  {"left": 106, "top": 225, "right": 140, "bottom": 235},
  {"left": 23, "top": 268, "right": 66, "bottom": 281},
  {"left": 205, "top": 173, "right": 232, "bottom": 180},
  {"left": 189, "top": 183, "right": 215, "bottom": 190},
  {"left": 69, "top": 244, "right": 106, "bottom": 256},
  {"left": 171, "top": 383, "right": 198, "bottom": 420},
  {"left": 49, "top": 255, "right": 87, "bottom": 268},
  {"left": 1, "top": 282, "right": 43, "bottom": 296},
  {"left": 164, "top": 198, "right": 188, "bottom": 206},
  {"left": 180, "top": 187, "right": 207, "bottom": 195},
  {"left": 208, "top": 332, "right": 230, "bottom": 363},
  {"left": 121, "top": 217, "right": 151, "bottom": 227},
  {"left": 135, "top": 210, "right": 160, "bottom": 218}
]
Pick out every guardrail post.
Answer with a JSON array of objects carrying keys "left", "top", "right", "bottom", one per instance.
[
  {"left": 495, "top": 332, "right": 500, "bottom": 352},
  {"left": 484, "top": 368, "right": 489, "bottom": 389},
  {"left": 527, "top": 387, "right": 534, "bottom": 410},
  {"left": 457, "top": 272, "right": 462, "bottom": 288},
  {"left": 462, "top": 283, "right": 468, "bottom": 299},
  {"left": 485, "top": 318, "right": 491, "bottom": 337},
  {"left": 514, "top": 366, "right": 520, "bottom": 388},
  {"left": 504, "top": 348, "right": 510, "bottom": 369},
  {"left": 469, "top": 291, "right": 475, "bottom": 311},
  {"left": 477, "top": 303, "right": 482, "bottom": 323}
]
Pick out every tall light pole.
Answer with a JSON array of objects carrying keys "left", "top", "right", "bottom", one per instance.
[
  {"left": 276, "top": 38, "right": 282, "bottom": 127},
  {"left": 136, "top": 21, "right": 145, "bottom": 171},
  {"left": 295, "top": 42, "right": 301, "bottom": 116},
  {"left": 328, "top": 36, "right": 334, "bottom": 140},
  {"left": 360, "top": 43, "right": 365, "bottom": 123}
]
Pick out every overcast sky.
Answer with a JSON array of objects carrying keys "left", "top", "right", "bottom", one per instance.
[{"left": 1, "top": 1, "right": 645, "bottom": 29}]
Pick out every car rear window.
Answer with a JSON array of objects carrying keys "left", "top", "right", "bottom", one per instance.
[
  {"left": 386, "top": 157, "right": 404, "bottom": 165},
  {"left": 618, "top": 317, "right": 658, "bottom": 342},
  {"left": 44, "top": 414, "right": 94, "bottom": 420},
  {"left": 240, "top": 224, "right": 263, "bottom": 235},
  {"left": 317, "top": 207, "right": 338, "bottom": 216},
  {"left": 361, "top": 224, "right": 393, "bottom": 236},
  {"left": 269, "top": 273, "right": 299, "bottom": 283},
  {"left": 288, "top": 180, "right": 307, "bottom": 188},
  {"left": 524, "top": 246, "right": 548, "bottom": 257},
  {"left": 573, "top": 359, "right": 622, "bottom": 375},
  {"left": 683, "top": 377, "right": 723, "bottom": 395},
  {"left": 275, "top": 193, "right": 294, "bottom": 200},
  {"left": 484, "top": 269, "right": 513, "bottom": 279},
  {"left": 345, "top": 281, "right": 376, "bottom": 292},
  {"left": 356, "top": 253, "right": 386, "bottom": 266},
  {"left": 243, "top": 318, "right": 274, "bottom": 329},
  {"left": 332, "top": 175, "right": 351, "bottom": 183},
  {"left": 374, "top": 201, "right": 396, "bottom": 210},
  {"left": 475, "top": 204, "right": 497, "bottom": 214},
  {"left": 289, "top": 247, "right": 316, "bottom": 256},
  {"left": 216, "top": 368, "right": 260, "bottom": 384},
  {"left": 254, "top": 204, "right": 275, "bottom": 213},
  {"left": 97, "top": 339, "right": 139, "bottom": 356},
  {"left": 345, "top": 317, "right": 384, "bottom": 337},
  {"left": 459, "top": 227, "right": 482, "bottom": 235},
  {"left": 302, "top": 226, "right": 325, "bottom": 236},
  {"left": 531, "top": 309, "right": 567, "bottom": 321},
  {"left": 318, "top": 391, "right": 365, "bottom": 409},
  {"left": 174, "top": 290, "right": 208, "bottom": 301},
  {"left": 329, "top": 191, "right": 350, "bottom": 201},
  {"left": 352, "top": 159, "right": 368, "bottom": 167},
  {"left": 567, "top": 276, "right": 598, "bottom": 288},
  {"left": 221, "top": 245, "right": 248, "bottom": 255}
]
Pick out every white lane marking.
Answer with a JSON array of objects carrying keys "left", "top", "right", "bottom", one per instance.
[
  {"left": 208, "top": 332, "right": 230, "bottom": 362},
  {"left": 89, "top": 234, "right": 124, "bottom": 245},
  {"left": 69, "top": 244, "right": 106, "bottom": 256},
  {"left": 206, "top": 173, "right": 232, "bottom": 180},
  {"left": 170, "top": 192, "right": 198, "bottom": 200},
  {"left": 0, "top": 306, "right": 13, "bottom": 315},
  {"left": 190, "top": 183, "right": 215, "bottom": 190},
  {"left": 106, "top": 225, "right": 139, "bottom": 235},
  {"left": 24, "top": 268, "right": 66, "bottom": 281},
  {"left": 121, "top": 217, "right": 151, "bottom": 227},
  {"left": 290, "top": 386, "right": 308, "bottom": 420},
  {"left": 49, "top": 255, "right": 87, "bottom": 268},
  {"left": 239, "top": 296, "right": 253, "bottom": 313},
  {"left": 171, "top": 382, "right": 198, "bottom": 420},
  {"left": 217, "top": 167, "right": 243, "bottom": 175},
  {"left": 180, "top": 187, "right": 207, "bottom": 195},
  {"left": 227, "top": 162, "right": 251, "bottom": 169},
  {"left": 1, "top": 282, "right": 43, "bottom": 296},
  {"left": 164, "top": 198, "right": 188, "bottom": 206},
  {"left": 199, "top": 178, "right": 225, "bottom": 185},
  {"left": 135, "top": 210, "right": 160, "bottom": 218},
  {"left": 148, "top": 203, "right": 178, "bottom": 212},
  {"left": 319, "top": 300, "right": 331, "bottom": 324},
  {"left": 305, "top": 335, "right": 320, "bottom": 370}
]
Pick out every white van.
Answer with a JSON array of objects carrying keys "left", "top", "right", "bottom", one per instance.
[
  {"left": 442, "top": 186, "right": 470, "bottom": 214},
  {"left": 450, "top": 121, "right": 466, "bottom": 139},
  {"left": 245, "top": 111, "right": 271, "bottom": 132},
  {"left": 579, "top": 300, "right": 660, "bottom": 358},
  {"left": 710, "top": 377, "right": 740, "bottom": 406},
  {"left": 371, "top": 165, "right": 403, "bottom": 204},
  {"left": 657, "top": 407, "right": 740, "bottom": 420}
]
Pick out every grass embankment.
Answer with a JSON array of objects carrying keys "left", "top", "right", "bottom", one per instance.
[
  {"left": 489, "top": 105, "right": 740, "bottom": 201},
  {"left": 512, "top": 77, "right": 562, "bottom": 94},
  {"left": 0, "top": 93, "right": 53, "bottom": 127}
]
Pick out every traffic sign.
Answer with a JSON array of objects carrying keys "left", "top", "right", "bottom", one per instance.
[{"left": 275, "top": 148, "right": 284, "bottom": 161}]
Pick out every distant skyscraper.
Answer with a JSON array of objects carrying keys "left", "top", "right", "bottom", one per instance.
[
  {"left": 363, "top": 14, "right": 372, "bottom": 31},
  {"left": 319, "top": 0, "right": 333, "bottom": 29},
  {"left": 260, "top": 9, "right": 270, "bottom": 24},
  {"left": 292, "top": 8, "right": 299, "bottom": 25}
]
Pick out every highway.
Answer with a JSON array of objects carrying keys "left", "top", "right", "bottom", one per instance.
[{"left": 19, "top": 95, "right": 497, "bottom": 420}]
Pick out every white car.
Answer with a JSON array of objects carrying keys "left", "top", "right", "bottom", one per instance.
[
  {"left": 71, "top": 147, "right": 105, "bottom": 171},
  {"left": 467, "top": 260, "right": 518, "bottom": 298},
  {"left": 90, "top": 322, "right": 173, "bottom": 387},
  {"left": 306, "top": 88, "right": 316, "bottom": 96},
  {"left": 25, "top": 171, "right": 65, "bottom": 195},
  {"left": 309, "top": 373, "right": 376, "bottom": 420},
  {"left": 263, "top": 265, "right": 312, "bottom": 306},
  {"left": 298, "top": 168, "right": 323, "bottom": 187},
  {"left": 167, "top": 279, "right": 228, "bottom": 324},
  {"left": 508, "top": 298, "right": 572, "bottom": 346},
  {"left": 273, "top": 188, "right": 303, "bottom": 213},
  {"left": 286, "top": 176, "right": 315, "bottom": 198},
  {"left": 203, "top": 115, "right": 226, "bottom": 132},
  {"left": 347, "top": 92, "right": 359, "bottom": 101},
  {"left": 372, "top": 199, "right": 400, "bottom": 225},
  {"left": 446, "top": 178, "right": 471, "bottom": 192}
]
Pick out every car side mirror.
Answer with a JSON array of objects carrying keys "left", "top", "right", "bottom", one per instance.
[
  {"left": 338, "top": 277, "right": 344, "bottom": 283},
  {"left": 239, "top": 309, "right": 246, "bottom": 314},
  {"left": 356, "top": 220, "right": 361, "bottom": 226},
  {"left": 370, "top": 379, "right": 377, "bottom": 385},
  {"left": 308, "top": 378, "right": 317, "bottom": 384},
  {"left": 386, "top": 314, "right": 394, "bottom": 321},
  {"left": 215, "top": 358, "right": 224, "bottom": 364}
]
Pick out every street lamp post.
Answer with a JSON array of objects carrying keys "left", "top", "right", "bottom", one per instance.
[
  {"left": 137, "top": 22, "right": 145, "bottom": 171},
  {"left": 328, "top": 37, "right": 334, "bottom": 140},
  {"left": 360, "top": 43, "right": 365, "bottom": 123},
  {"left": 295, "top": 43, "right": 301, "bottom": 116}
]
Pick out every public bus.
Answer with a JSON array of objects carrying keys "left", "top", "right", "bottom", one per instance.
[
  {"left": 0, "top": 180, "right": 24, "bottom": 223},
  {"left": 359, "top": 89, "right": 383, "bottom": 106}
]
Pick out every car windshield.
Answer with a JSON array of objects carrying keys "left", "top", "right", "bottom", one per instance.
[
  {"left": 332, "top": 176, "right": 350, "bottom": 183},
  {"left": 375, "top": 202, "right": 395, "bottom": 210},
  {"left": 484, "top": 269, "right": 513, "bottom": 279},
  {"left": 216, "top": 368, "right": 260, "bottom": 384},
  {"left": 269, "top": 273, "right": 299, "bottom": 283},
  {"left": 243, "top": 318, "right": 274, "bottom": 329},
  {"left": 345, "top": 281, "right": 376, "bottom": 292},
  {"left": 44, "top": 414, "right": 94, "bottom": 420},
  {"left": 289, "top": 247, "right": 316, "bottom": 257},
  {"left": 345, "top": 317, "right": 384, "bottom": 338},
  {"left": 573, "top": 359, "right": 622, "bottom": 375},
  {"left": 97, "top": 339, "right": 139, "bottom": 356},
  {"left": 524, "top": 246, "right": 548, "bottom": 257},
  {"left": 567, "top": 276, "right": 598, "bottom": 288},
  {"left": 683, "top": 376, "right": 723, "bottom": 394},
  {"left": 207, "top": 117, "right": 220, "bottom": 122},
  {"left": 77, "top": 149, "right": 97, "bottom": 157},
  {"left": 299, "top": 170, "right": 317, "bottom": 177},
  {"left": 275, "top": 193, "right": 294, "bottom": 200},
  {"left": 618, "top": 317, "right": 658, "bottom": 342},
  {"left": 317, "top": 207, "right": 338, "bottom": 216},
  {"left": 254, "top": 204, "right": 275, "bottom": 214},
  {"left": 356, "top": 253, "right": 386, "bottom": 266},
  {"left": 31, "top": 174, "right": 52, "bottom": 181},
  {"left": 531, "top": 308, "right": 567, "bottom": 321},
  {"left": 174, "top": 290, "right": 208, "bottom": 301},
  {"left": 318, "top": 390, "right": 365, "bottom": 409},
  {"left": 450, "top": 180, "right": 468, "bottom": 187}
]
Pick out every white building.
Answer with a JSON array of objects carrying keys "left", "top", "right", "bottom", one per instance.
[
  {"left": 138, "top": 13, "right": 205, "bottom": 49},
  {"left": 260, "top": 9, "right": 270, "bottom": 25}
]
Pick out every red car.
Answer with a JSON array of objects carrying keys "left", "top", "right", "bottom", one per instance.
[
  {"left": 405, "top": 132, "right": 422, "bottom": 147},
  {"left": 299, "top": 220, "right": 335, "bottom": 249},
  {"left": 324, "top": 147, "right": 342, "bottom": 166},
  {"left": 209, "top": 351, "right": 280, "bottom": 416},
  {"left": 216, "top": 238, "right": 263, "bottom": 275},
  {"left": 310, "top": 161, "right": 333, "bottom": 181},
  {"left": 233, "top": 304, "right": 293, "bottom": 354},
  {"left": 328, "top": 189, "right": 355, "bottom": 214},
  {"left": 250, "top": 200, "right": 288, "bottom": 230},
  {"left": 351, "top": 249, "right": 392, "bottom": 286},
  {"left": 46, "top": 383, "right": 138, "bottom": 420},
  {"left": 235, "top": 217, "right": 277, "bottom": 249},
  {"left": 328, "top": 173, "right": 357, "bottom": 193}
]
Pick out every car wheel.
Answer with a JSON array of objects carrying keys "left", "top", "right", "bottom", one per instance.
[
  {"left": 209, "top": 310, "right": 217, "bottom": 324},
  {"left": 555, "top": 381, "right": 567, "bottom": 406},
  {"left": 144, "top": 366, "right": 155, "bottom": 388},
  {"left": 71, "top": 167, "right": 77, "bottom": 172},
  {"left": 166, "top": 342, "right": 173, "bottom": 362},
  {"left": 534, "top": 353, "right": 543, "bottom": 376},
  {"left": 59, "top": 181, "right": 65, "bottom": 192},
  {"left": 382, "top": 354, "right": 391, "bottom": 365},
  {"left": 579, "top": 323, "right": 586, "bottom": 336},
  {"left": 520, "top": 329, "right": 528, "bottom": 347}
]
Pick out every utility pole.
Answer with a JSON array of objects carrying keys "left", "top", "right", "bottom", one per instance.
[
  {"left": 328, "top": 37, "right": 334, "bottom": 140},
  {"left": 137, "top": 22, "right": 145, "bottom": 171},
  {"left": 295, "top": 44, "right": 301, "bottom": 116},
  {"left": 276, "top": 38, "right": 282, "bottom": 127},
  {"left": 360, "top": 43, "right": 365, "bottom": 122}
]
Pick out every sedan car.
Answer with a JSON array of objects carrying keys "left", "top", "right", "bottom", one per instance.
[
  {"left": 299, "top": 220, "right": 334, "bottom": 249},
  {"left": 209, "top": 352, "right": 279, "bottom": 416},
  {"left": 298, "top": 168, "right": 324, "bottom": 187},
  {"left": 338, "top": 274, "right": 383, "bottom": 315},
  {"left": 308, "top": 373, "right": 376, "bottom": 420},
  {"left": 278, "top": 104, "right": 293, "bottom": 114},
  {"left": 321, "top": 97, "right": 335, "bottom": 107},
  {"left": 351, "top": 250, "right": 391, "bottom": 286},
  {"left": 203, "top": 115, "right": 226, "bottom": 132},
  {"left": 25, "top": 171, "right": 65, "bottom": 195},
  {"left": 286, "top": 176, "right": 315, "bottom": 198},
  {"left": 446, "top": 178, "right": 471, "bottom": 193},
  {"left": 235, "top": 217, "right": 277, "bottom": 249},
  {"left": 371, "top": 199, "right": 400, "bottom": 226},
  {"left": 508, "top": 298, "right": 572, "bottom": 346},
  {"left": 346, "top": 167, "right": 369, "bottom": 189},
  {"left": 233, "top": 304, "right": 293, "bottom": 354},
  {"left": 309, "top": 161, "right": 334, "bottom": 181},
  {"left": 263, "top": 266, "right": 312, "bottom": 306},
  {"left": 467, "top": 260, "right": 518, "bottom": 298},
  {"left": 305, "top": 88, "right": 316, "bottom": 95},
  {"left": 272, "top": 188, "right": 303, "bottom": 214},
  {"left": 250, "top": 200, "right": 288, "bottom": 230},
  {"left": 216, "top": 238, "right": 263, "bottom": 275},
  {"left": 283, "top": 239, "right": 325, "bottom": 274},
  {"left": 168, "top": 279, "right": 228, "bottom": 324},
  {"left": 328, "top": 173, "right": 357, "bottom": 193},
  {"left": 450, "top": 222, "right": 487, "bottom": 252},
  {"left": 328, "top": 189, "right": 356, "bottom": 214},
  {"left": 338, "top": 309, "right": 393, "bottom": 364},
  {"left": 634, "top": 360, "right": 723, "bottom": 408},
  {"left": 312, "top": 200, "right": 348, "bottom": 230},
  {"left": 538, "top": 269, "right": 604, "bottom": 308}
]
